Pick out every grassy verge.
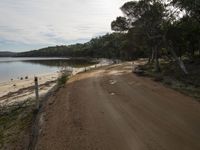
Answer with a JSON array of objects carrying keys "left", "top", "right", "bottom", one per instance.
[
  {"left": 0, "top": 70, "right": 71, "bottom": 149},
  {"left": 0, "top": 100, "right": 35, "bottom": 149},
  {"left": 138, "top": 58, "right": 200, "bottom": 101}
]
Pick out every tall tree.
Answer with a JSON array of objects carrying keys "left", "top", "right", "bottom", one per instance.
[
  {"left": 112, "top": 0, "right": 167, "bottom": 72},
  {"left": 172, "top": 0, "right": 200, "bottom": 21}
]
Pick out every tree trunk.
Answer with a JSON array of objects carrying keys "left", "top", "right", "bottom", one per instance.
[
  {"left": 148, "top": 57, "right": 151, "bottom": 64},
  {"left": 151, "top": 48, "right": 155, "bottom": 63},
  {"left": 191, "top": 48, "right": 195, "bottom": 59},
  {"left": 163, "top": 36, "right": 189, "bottom": 75},
  {"left": 154, "top": 46, "right": 161, "bottom": 72},
  {"left": 147, "top": 50, "right": 151, "bottom": 64},
  {"left": 169, "top": 46, "right": 189, "bottom": 75}
]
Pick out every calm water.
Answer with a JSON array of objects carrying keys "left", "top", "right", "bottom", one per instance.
[{"left": 0, "top": 57, "right": 95, "bottom": 83}]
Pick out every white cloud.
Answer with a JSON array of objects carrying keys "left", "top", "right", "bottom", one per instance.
[{"left": 0, "top": 0, "right": 128, "bottom": 51}]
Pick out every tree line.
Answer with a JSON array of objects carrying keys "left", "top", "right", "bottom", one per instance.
[{"left": 16, "top": 33, "right": 143, "bottom": 60}]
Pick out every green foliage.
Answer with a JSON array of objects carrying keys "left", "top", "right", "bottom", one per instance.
[
  {"left": 0, "top": 101, "right": 34, "bottom": 149},
  {"left": 172, "top": 0, "right": 200, "bottom": 21},
  {"left": 57, "top": 73, "right": 68, "bottom": 86},
  {"left": 16, "top": 33, "right": 144, "bottom": 60},
  {"left": 111, "top": 17, "right": 129, "bottom": 32}
]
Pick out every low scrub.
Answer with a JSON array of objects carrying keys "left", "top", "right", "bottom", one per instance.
[
  {"left": 57, "top": 71, "right": 70, "bottom": 86},
  {"left": 140, "top": 59, "right": 200, "bottom": 101}
]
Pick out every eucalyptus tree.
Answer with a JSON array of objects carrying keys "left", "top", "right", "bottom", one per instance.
[
  {"left": 172, "top": 0, "right": 200, "bottom": 21},
  {"left": 171, "top": 0, "right": 200, "bottom": 58},
  {"left": 112, "top": 0, "right": 167, "bottom": 72},
  {"left": 111, "top": 17, "right": 129, "bottom": 32}
]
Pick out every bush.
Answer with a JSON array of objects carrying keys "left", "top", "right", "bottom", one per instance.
[{"left": 57, "top": 74, "right": 68, "bottom": 86}]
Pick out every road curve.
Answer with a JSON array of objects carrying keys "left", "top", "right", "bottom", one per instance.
[{"left": 36, "top": 63, "right": 200, "bottom": 150}]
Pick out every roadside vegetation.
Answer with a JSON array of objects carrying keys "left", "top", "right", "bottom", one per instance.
[
  {"left": 0, "top": 99, "right": 35, "bottom": 149},
  {"left": 57, "top": 70, "right": 69, "bottom": 87},
  {"left": 138, "top": 58, "right": 200, "bottom": 101}
]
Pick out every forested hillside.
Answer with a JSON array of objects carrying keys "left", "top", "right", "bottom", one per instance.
[
  {"left": 0, "top": 51, "right": 16, "bottom": 57},
  {"left": 16, "top": 33, "right": 145, "bottom": 60}
]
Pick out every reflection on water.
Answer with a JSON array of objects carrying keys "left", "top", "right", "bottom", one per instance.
[
  {"left": 23, "top": 59, "right": 96, "bottom": 68},
  {"left": 0, "top": 57, "right": 96, "bottom": 83}
]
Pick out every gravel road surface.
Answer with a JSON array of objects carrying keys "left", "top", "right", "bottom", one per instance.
[{"left": 35, "top": 63, "right": 200, "bottom": 150}]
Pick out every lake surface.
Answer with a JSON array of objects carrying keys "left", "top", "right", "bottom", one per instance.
[{"left": 0, "top": 57, "right": 95, "bottom": 83}]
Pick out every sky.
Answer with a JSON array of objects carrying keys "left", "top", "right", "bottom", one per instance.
[{"left": 0, "top": 0, "right": 128, "bottom": 52}]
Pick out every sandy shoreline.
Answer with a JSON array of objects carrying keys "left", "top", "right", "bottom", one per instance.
[
  {"left": 0, "top": 59, "right": 113, "bottom": 109},
  {"left": 0, "top": 72, "right": 60, "bottom": 107}
]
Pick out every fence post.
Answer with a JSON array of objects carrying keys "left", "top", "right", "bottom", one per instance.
[{"left": 34, "top": 77, "right": 39, "bottom": 110}]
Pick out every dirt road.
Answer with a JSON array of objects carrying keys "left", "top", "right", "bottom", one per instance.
[{"left": 35, "top": 63, "right": 200, "bottom": 150}]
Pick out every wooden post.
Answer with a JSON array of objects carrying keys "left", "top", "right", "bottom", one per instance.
[{"left": 34, "top": 77, "right": 39, "bottom": 110}]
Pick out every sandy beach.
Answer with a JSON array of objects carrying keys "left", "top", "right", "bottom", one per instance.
[{"left": 0, "top": 72, "right": 60, "bottom": 108}]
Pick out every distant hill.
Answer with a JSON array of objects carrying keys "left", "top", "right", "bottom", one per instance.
[{"left": 0, "top": 51, "right": 17, "bottom": 57}]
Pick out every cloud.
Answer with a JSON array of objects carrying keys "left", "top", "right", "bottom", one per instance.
[{"left": 0, "top": 0, "right": 127, "bottom": 52}]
